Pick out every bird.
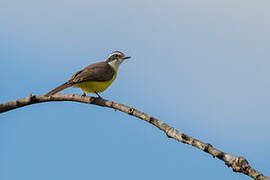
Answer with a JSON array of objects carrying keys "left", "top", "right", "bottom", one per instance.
[{"left": 45, "top": 51, "right": 131, "bottom": 97}]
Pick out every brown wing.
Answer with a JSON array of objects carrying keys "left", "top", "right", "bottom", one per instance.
[{"left": 70, "top": 62, "right": 115, "bottom": 84}]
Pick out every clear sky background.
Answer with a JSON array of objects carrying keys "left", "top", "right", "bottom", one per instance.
[{"left": 1, "top": 0, "right": 270, "bottom": 179}]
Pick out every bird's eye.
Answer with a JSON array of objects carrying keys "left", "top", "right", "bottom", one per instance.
[{"left": 115, "top": 54, "right": 119, "bottom": 57}]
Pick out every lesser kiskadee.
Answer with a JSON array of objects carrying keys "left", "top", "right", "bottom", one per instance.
[{"left": 45, "top": 51, "right": 131, "bottom": 97}]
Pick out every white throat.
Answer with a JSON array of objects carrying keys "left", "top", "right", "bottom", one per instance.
[{"left": 108, "top": 59, "right": 123, "bottom": 71}]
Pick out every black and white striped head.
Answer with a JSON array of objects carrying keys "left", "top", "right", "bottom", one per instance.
[{"left": 106, "top": 51, "right": 131, "bottom": 69}]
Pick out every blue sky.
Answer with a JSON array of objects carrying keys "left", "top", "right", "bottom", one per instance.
[{"left": 1, "top": 0, "right": 270, "bottom": 179}]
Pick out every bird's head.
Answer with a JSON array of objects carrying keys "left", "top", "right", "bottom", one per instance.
[{"left": 106, "top": 51, "right": 131, "bottom": 70}]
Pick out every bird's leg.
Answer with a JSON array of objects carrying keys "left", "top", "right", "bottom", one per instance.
[
  {"left": 82, "top": 92, "right": 86, "bottom": 96},
  {"left": 94, "top": 91, "right": 102, "bottom": 98}
]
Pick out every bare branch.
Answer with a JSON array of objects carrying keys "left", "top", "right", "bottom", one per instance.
[{"left": 0, "top": 94, "right": 269, "bottom": 180}]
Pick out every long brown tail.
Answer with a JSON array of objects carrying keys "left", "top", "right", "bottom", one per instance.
[{"left": 45, "top": 82, "right": 73, "bottom": 96}]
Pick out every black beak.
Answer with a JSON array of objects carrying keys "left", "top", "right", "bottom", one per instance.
[{"left": 123, "top": 56, "right": 131, "bottom": 59}]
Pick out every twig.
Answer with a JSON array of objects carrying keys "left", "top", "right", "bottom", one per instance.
[{"left": 0, "top": 93, "right": 269, "bottom": 180}]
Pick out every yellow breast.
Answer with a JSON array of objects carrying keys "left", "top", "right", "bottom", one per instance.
[{"left": 73, "top": 72, "right": 117, "bottom": 93}]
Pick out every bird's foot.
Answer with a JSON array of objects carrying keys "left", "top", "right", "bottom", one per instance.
[{"left": 95, "top": 91, "right": 102, "bottom": 98}]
